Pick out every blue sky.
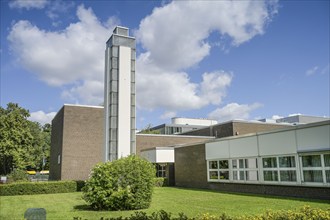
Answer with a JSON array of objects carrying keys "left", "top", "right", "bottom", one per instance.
[{"left": 1, "top": 0, "right": 329, "bottom": 129}]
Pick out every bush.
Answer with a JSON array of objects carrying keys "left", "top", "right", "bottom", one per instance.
[
  {"left": 82, "top": 155, "right": 156, "bottom": 211},
  {"left": 154, "top": 177, "right": 166, "bottom": 187},
  {"left": 0, "top": 181, "right": 80, "bottom": 196},
  {"left": 7, "top": 169, "right": 28, "bottom": 182},
  {"left": 73, "top": 206, "right": 330, "bottom": 220}
]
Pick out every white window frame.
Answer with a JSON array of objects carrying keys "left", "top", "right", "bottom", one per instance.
[
  {"left": 300, "top": 152, "right": 330, "bottom": 186},
  {"left": 261, "top": 155, "right": 298, "bottom": 184},
  {"left": 207, "top": 159, "right": 230, "bottom": 182},
  {"left": 232, "top": 158, "right": 259, "bottom": 183}
]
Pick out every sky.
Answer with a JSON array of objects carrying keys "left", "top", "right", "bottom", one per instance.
[{"left": 0, "top": 0, "right": 329, "bottom": 129}]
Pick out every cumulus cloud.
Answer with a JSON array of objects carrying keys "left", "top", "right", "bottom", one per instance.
[
  {"left": 29, "top": 111, "right": 57, "bottom": 125},
  {"left": 136, "top": 0, "right": 278, "bottom": 71},
  {"left": 8, "top": 5, "right": 118, "bottom": 105},
  {"left": 208, "top": 103, "right": 263, "bottom": 122},
  {"left": 9, "top": 0, "right": 48, "bottom": 9},
  {"left": 135, "top": 0, "right": 277, "bottom": 117}
]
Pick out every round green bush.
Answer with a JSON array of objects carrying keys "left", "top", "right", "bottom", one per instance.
[{"left": 82, "top": 155, "right": 156, "bottom": 210}]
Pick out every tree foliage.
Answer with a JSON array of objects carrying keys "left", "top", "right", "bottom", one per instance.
[
  {"left": 139, "top": 124, "right": 161, "bottom": 134},
  {"left": 0, "top": 103, "right": 51, "bottom": 175},
  {"left": 83, "top": 155, "right": 156, "bottom": 210}
]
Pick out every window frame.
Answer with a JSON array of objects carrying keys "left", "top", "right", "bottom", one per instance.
[{"left": 300, "top": 153, "right": 330, "bottom": 185}]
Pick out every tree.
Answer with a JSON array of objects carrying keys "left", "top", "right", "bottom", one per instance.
[
  {"left": 0, "top": 103, "right": 33, "bottom": 175},
  {"left": 139, "top": 124, "right": 161, "bottom": 134},
  {"left": 0, "top": 103, "right": 51, "bottom": 175}
]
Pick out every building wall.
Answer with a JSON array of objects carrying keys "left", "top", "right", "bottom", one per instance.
[
  {"left": 49, "top": 107, "right": 64, "bottom": 180},
  {"left": 175, "top": 121, "right": 330, "bottom": 200},
  {"left": 175, "top": 144, "right": 208, "bottom": 189},
  {"left": 181, "top": 121, "right": 291, "bottom": 138},
  {"left": 50, "top": 105, "right": 104, "bottom": 180},
  {"left": 136, "top": 134, "right": 213, "bottom": 154}
]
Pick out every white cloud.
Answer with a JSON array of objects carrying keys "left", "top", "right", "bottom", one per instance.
[
  {"left": 9, "top": 0, "right": 48, "bottom": 9},
  {"left": 8, "top": 5, "right": 118, "bottom": 105},
  {"left": 136, "top": 0, "right": 278, "bottom": 71},
  {"left": 160, "top": 111, "right": 177, "bottom": 120},
  {"left": 208, "top": 103, "right": 263, "bottom": 122},
  {"left": 305, "top": 66, "right": 319, "bottom": 76},
  {"left": 135, "top": 0, "right": 277, "bottom": 115},
  {"left": 29, "top": 111, "right": 57, "bottom": 125},
  {"left": 136, "top": 54, "right": 233, "bottom": 111}
]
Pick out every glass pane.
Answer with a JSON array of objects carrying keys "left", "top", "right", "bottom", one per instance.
[
  {"left": 239, "top": 159, "right": 244, "bottom": 168},
  {"left": 232, "top": 160, "right": 237, "bottom": 169},
  {"left": 303, "top": 170, "right": 323, "bottom": 182},
  {"left": 280, "top": 170, "right": 297, "bottom": 182},
  {"left": 219, "top": 160, "right": 229, "bottom": 169},
  {"left": 220, "top": 171, "right": 229, "bottom": 180},
  {"left": 209, "top": 171, "right": 218, "bottom": 180},
  {"left": 233, "top": 171, "right": 238, "bottom": 180},
  {"left": 209, "top": 161, "right": 218, "bottom": 169},
  {"left": 245, "top": 158, "right": 258, "bottom": 169},
  {"left": 246, "top": 171, "right": 258, "bottom": 181},
  {"left": 239, "top": 171, "right": 245, "bottom": 180},
  {"left": 326, "top": 170, "right": 330, "bottom": 183},
  {"left": 302, "top": 155, "right": 321, "bottom": 167},
  {"left": 264, "top": 171, "right": 278, "bottom": 181},
  {"left": 279, "top": 156, "right": 296, "bottom": 168},
  {"left": 324, "top": 154, "right": 330, "bottom": 167},
  {"left": 263, "top": 158, "right": 277, "bottom": 168}
]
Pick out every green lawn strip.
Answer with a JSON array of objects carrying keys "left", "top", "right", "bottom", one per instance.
[{"left": 1, "top": 187, "right": 329, "bottom": 220}]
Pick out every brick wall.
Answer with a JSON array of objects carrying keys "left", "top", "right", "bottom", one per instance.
[{"left": 175, "top": 144, "right": 208, "bottom": 189}]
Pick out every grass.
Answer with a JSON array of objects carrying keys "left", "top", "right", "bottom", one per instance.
[{"left": 1, "top": 187, "right": 329, "bottom": 220}]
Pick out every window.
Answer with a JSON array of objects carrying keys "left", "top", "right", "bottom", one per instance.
[
  {"left": 232, "top": 158, "right": 258, "bottom": 181},
  {"left": 156, "top": 164, "right": 166, "bottom": 178},
  {"left": 262, "top": 156, "right": 297, "bottom": 182},
  {"left": 301, "top": 153, "right": 330, "bottom": 184},
  {"left": 57, "top": 154, "right": 61, "bottom": 165},
  {"left": 208, "top": 160, "right": 229, "bottom": 181}
]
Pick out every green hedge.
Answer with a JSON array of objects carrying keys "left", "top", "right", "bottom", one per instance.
[
  {"left": 0, "top": 180, "right": 85, "bottom": 196},
  {"left": 154, "top": 177, "right": 167, "bottom": 187},
  {"left": 73, "top": 206, "right": 330, "bottom": 220}
]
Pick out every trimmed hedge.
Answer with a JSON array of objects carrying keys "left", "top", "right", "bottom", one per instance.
[
  {"left": 0, "top": 180, "right": 85, "bottom": 196},
  {"left": 154, "top": 177, "right": 167, "bottom": 187},
  {"left": 73, "top": 206, "right": 330, "bottom": 220}
]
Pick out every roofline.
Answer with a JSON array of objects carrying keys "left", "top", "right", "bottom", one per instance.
[
  {"left": 136, "top": 133, "right": 215, "bottom": 139},
  {"left": 177, "top": 120, "right": 330, "bottom": 148},
  {"left": 64, "top": 104, "right": 104, "bottom": 109}
]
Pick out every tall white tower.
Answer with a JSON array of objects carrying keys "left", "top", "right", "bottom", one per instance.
[{"left": 104, "top": 26, "right": 136, "bottom": 162}]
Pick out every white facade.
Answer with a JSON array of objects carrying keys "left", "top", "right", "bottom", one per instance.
[
  {"left": 104, "top": 26, "right": 136, "bottom": 161},
  {"left": 171, "top": 117, "right": 217, "bottom": 126},
  {"left": 140, "top": 147, "right": 175, "bottom": 164},
  {"left": 205, "top": 121, "right": 330, "bottom": 187}
]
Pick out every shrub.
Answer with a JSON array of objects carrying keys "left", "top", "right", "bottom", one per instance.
[
  {"left": 0, "top": 181, "right": 79, "bottom": 196},
  {"left": 154, "top": 177, "right": 166, "bottom": 187},
  {"left": 82, "top": 155, "right": 156, "bottom": 211},
  {"left": 7, "top": 169, "right": 28, "bottom": 182}
]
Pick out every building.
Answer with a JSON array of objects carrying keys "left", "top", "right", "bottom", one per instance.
[
  {"left": 179, "top": 120, "right": 291, "bottom": 138},
  {"left": 275, "top": 115, "right": 329, "bottom": 124},
  {"left": 175, "top": 120, "right": 330, "bottom": 200},
  {"left": 49, "top": 104, "right": 213, "bottom": 181},
  {"left": 104, "top": 26, "right": 136, "bottom": 162},
  {"left": 148, "top": 117, "right": 218, "bottom": 135}
]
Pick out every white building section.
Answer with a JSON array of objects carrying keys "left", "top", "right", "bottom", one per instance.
[
  {"left": 205, "top": 121, "right": 330, "bottom": 186},
  {"left": 117, "top": 46, "right": 131, "bottom": 157},
  {"left": 140, "top": 147, "right": 175, "bottom": 163},
  {"left": 172, "top": 117, "right": 217, "bottom": 126}
]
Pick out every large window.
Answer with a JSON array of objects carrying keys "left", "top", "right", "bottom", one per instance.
[
  {"left": 301, "top": 153, "right": 330, "bottom": 184},
  {"left": 156, "top": 164, "right": 166, "bottom": 178},
  {"left": 208, "top": 160, "right": 229, "bottom": 181},
  {"left": 232, "top": 158, "right": 258, "bottom": 181},
  {"left": 262, "top": 156, "right": 297, "bottom": 182}
]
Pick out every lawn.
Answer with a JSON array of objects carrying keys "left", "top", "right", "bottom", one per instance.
[{"left": 1, "top": 187, "right": 329, "bottom": 220}]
